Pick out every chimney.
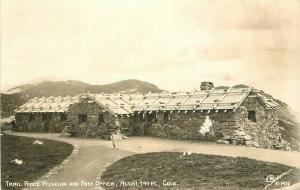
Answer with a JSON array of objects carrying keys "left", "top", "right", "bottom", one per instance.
[{"left": 200, "top": 82, "right": 214, "bottom": 91}]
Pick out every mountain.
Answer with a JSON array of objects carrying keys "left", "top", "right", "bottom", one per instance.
[
  {"left": 5, "top": 79, "right": 163, "bottom": 97},
  {"left": 0, "top": 93, "right": 30, "bottom": 118},
  {"left": 0, "top": 79, "right": 163, "bottom": 118}
]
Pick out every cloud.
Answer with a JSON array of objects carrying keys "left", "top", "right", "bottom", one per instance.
[{"left": 1, "top": 0, "right": 300, "bottom": 113}]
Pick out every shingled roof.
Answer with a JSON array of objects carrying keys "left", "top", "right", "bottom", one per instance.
[
  {"left": 15, "top": 95, "right": 85, "bottom": 113},
  {"left": 130, "top": 87, "right": 258, "bottom": 112},
  {"left": 15, "top": 87, "right": 279, "bottom": 115},
  {"left": 88, "top": 93, "right": 133, "bottom": 115}
]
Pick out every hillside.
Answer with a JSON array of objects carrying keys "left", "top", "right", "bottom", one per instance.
[
  {"left": 5, "top": 79, "right": 163, "bottom": 97},
  {"left": 0, "top": 93, "right": 30, "bottom": 118}
]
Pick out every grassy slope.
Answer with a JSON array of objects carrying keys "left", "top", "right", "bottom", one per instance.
[
  {"left": 102, "top": 152, "right": 300, "bottom": 190},
  {"left": 1, "top": 134, "right": 73, "bottom": 190}
]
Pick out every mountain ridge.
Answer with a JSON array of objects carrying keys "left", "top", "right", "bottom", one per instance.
[
  {"left": 0, "top": 79, "right": 163, "bottom": 118},
  {"left": 5, "top": 79, "right": 163, "bottom": 97}
]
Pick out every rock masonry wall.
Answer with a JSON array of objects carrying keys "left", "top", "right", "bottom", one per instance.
[
  {"left": 15, "top": 112, "right": 67, "bottom": 132},
  {"left": 231, "top": 97, "right": 288, "bottom": 150},
  {"left": 131, "top": 96, "right": 286, "bottom": 150},
  {"left": 131, "top": 110, "right": 238, "bottom": 141},
  {"left": 66, "top": 98, "right": 131, "bottom": 137}
]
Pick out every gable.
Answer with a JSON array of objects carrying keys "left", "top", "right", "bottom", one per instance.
[
  {"left": 67, "top": 97, "right": 106, "bottom": 114},
  {"left": 87, "top": 93, "right": 133, "bottom": 115},
  {"left": 240, "top": 92, "right": 279, "bottom": 111}
]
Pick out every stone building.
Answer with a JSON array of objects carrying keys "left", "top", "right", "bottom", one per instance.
[{"left": 14, "top": 82, "right": 283, "bottom": 149}]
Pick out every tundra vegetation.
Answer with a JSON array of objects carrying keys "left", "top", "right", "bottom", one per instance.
[
  {"left": 101, "top": 152, "right": 300, "bottom": 190},
  {"left": 1, "top": 134, "right": 73, "bottom": 190}
]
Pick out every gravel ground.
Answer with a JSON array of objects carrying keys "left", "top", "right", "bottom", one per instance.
[{"left": 4, "top": 132, "right": 300, "bottom": 190}]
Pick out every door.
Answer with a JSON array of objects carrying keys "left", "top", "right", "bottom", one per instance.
[
  {"left": 144, "top": 112, "right": 156, "bottom": 135},
  {"left": 144, "top": 113, "right": 149, "bottom": 135},
  {"left": 45, "top": 120, "right": 49, "bottom": 132},
  {"left": 43, "top": 113, "right": 52, "bottom": 132}
]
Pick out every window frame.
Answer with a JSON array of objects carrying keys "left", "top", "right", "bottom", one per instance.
[
  {"left": 163, "top": 112, "right": 171, "bottom": 122},
  {"left": 149, "top": 112, "right": 158, "bottom": 123},
  {"left": 137, "top": 113, "right": 145, "bottom": 122},
  {"left": 78, "top": 114, "right": 87, "bottom": 123},
  {"left": 98, "top": 114, "right": 104, "bottom": 124},
  {"left": 29, "top": 113, "right": 35, "bottom": 122},
  {"left": 42, "top": 113, "right": 53, "bottom": 121},
  {"left": 60, "top": 113, "right": 67, "bottom": 121},
  {"left": 42, "top": 113, "right": 47, "bottom": 121},
  {"left": 247, "top": 110, "right": 257, "bottom": 123}
]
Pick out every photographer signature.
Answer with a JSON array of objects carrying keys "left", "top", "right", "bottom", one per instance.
[{"left": 265, "top": 169, "right": 292, "bottom": 189}]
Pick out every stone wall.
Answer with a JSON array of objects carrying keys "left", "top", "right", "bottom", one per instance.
[
  {"left": 66, "top": 98, "right": 131, "bottom": 137},
  {"left": 129, "top": 96, "right": 284, "bottom": 150},
  {"left": 232, "top": 96, "right": 282, "bottom": 149},
  {"left": 15, "top": 112, "right": 67, "bottom": 132},
  {"left": 131, "top": 110, "right": 238, "bottom": 141}
]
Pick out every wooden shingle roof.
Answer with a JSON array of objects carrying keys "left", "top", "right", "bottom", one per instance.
[
  {"left": 15, "top": 95, "right": 85, "bottom": 113},
  {"left": 130, "top": 87, "right": 254, "bottom": 112},
  {"left": 15, "top": 87, "right": 279, "bottom": 115}
]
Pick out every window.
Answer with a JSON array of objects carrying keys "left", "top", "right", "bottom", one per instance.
[
  {"left": 60, "top": 113, "right": 67, "bottom": 121},
  {"left": 42, "top": 114, "right": 47, "bottom": 121},
  {"left": 78, "top": 114, "right": 87, "bottom": 123},
  {"left": 149, "top": 112, "right": 157, "bottom": 123},
  {"left": 42, "top": 113, "right": 52, "bottom": 121},
  {"left": 164, "top": 112, "right": 171, "bottom": 122},
  {"left": 137, "top": 113, "right": 145, "bottom": 122},
  {"left": 29, "top": 114, "right": 35, "bottom": 122},
  {"left": 98, "top": 114, "right": 104, "bottom": 124},
  {"left": 248, "top": 111, "right": 256, "bottom": 122}
]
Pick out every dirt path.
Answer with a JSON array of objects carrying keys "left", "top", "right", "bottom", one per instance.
[
  {"left": 117, "top": 136, "right": 300, "bottom": 168},
  {"left": 5, "top": 132, "right": 300, "bottom": 190},
  {"left": 4, "top": 132, "right": 133, "bottom": 190}
]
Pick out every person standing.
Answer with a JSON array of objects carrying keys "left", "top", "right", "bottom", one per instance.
[{"left": 111, "top": 118, "right": 121, "bottom": 148}]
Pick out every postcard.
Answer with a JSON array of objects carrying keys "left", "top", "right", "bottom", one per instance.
[{"left": 1, "top": 0, "right": 299, "bottom": 189}]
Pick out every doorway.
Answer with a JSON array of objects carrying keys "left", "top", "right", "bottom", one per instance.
[
  {"left": 144, "top": 112, "right": 157, "bottom": 135},
  {"left": 42, "top": 113, "right": 52, "bottom": 132}
]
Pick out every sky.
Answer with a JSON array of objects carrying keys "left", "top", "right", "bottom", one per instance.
[{"left": 1, "top": 0, "right": 300, "bottom": 113}]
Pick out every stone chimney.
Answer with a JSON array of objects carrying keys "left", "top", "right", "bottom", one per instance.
[{"left": 200, "top": 82, "right": 214, "bottom": 91}]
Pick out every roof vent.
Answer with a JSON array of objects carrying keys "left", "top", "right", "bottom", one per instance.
[{"left": 200, "top": 82, "right": 214, "bottom": 91}]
